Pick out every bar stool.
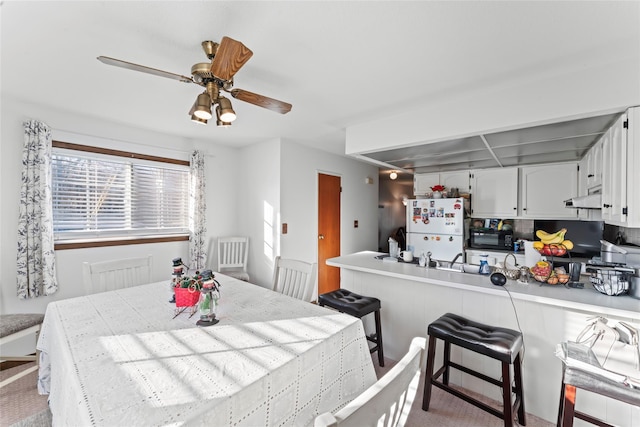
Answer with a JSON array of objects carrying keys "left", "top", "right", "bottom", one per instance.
[
  {"left": 557, "top": 341, "right": 640, "bottom": 427},
  {"left": 318, "top": 289, "right": 384, "bottom": 367},
  {"left": 422, "top": 313, "right": 525, "bottom": 427}
]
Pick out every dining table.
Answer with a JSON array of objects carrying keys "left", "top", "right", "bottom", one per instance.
[{"left": 36, "top": 273, "right": 377, "bottom": 426}]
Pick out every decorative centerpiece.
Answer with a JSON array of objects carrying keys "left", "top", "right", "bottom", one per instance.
[
  {"left": 431, "top": 184, "right": 445, "bottom": 198},
  {"left": 172, "top": 269, "right": 221, "bottom": 323},
  {"left": 196, "top": 270, "right": 221, "bottom": 327}
]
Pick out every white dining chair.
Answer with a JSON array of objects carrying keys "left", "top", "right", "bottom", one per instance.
[
  {"left": 272, "top": 256, "right": 317, "bottom": 302},
  {"left": 217, "top": 236, "right": 250, "bottom": 281},
  {"left": 0, "top": 313, "right": 45, "bottom": 388},
  {"left": 314, "top": 336, "right": 427, "bottom": 427},
  {"left": 82, "top": 255, "right": 153, "bottom": 295}
]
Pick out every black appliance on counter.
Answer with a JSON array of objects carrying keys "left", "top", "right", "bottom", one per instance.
[
  {"left": 469, "top": 228, "right": 514, "bottom": 250},
  {"left": 533, "top": 220, "right": 603, "bottom": 258}
]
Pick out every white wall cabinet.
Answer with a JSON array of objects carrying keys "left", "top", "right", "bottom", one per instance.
[
  {"left": 602, "top": 113, "right": 628, "bottom": 225},
  {"left": 586, "top": 139, "right": 603, "bottom": 189},
  {"left": 470, "top": 167, "right": 518, "bottom": 218},
  {"left": 414, "top": 171, "right": 469, "bottom": 196},
  {"left": 519, "top": 163, "right": 578, "bottom": 219}
]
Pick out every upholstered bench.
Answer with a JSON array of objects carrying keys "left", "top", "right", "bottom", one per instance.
[
  {"left": 422, "top": 313, "right": 525, "bottom": 427},
  {"left": 0, "top": 313, "right": 45, "bottom": 388},
  {"left": 318, "top": 289, "right": 384, "bottom": 366}
]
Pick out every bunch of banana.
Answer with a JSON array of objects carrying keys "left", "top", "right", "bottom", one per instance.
[{"left": 535, "top": 228, "right": 567, "bottom": 245}]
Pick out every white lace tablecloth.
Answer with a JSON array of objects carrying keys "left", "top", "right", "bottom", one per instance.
[{"left": 37, "top": 275, "right": 376, "bottom": 426}]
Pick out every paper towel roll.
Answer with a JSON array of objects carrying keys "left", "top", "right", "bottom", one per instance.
[{"left": 524, "top": 240, "right": 542, "bottom": 267}]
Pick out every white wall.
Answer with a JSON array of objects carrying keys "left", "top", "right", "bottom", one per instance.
[
  {"left": 346, "top": 53, "right": 640, "bottom": 154},
  {"left": 280, "top": 140, "right": 379, "bottom": 262},
  {"left": 238, "top": 139, "right": 281, "bottom": 290},
  {"left": 0, "top": 96, "right": 239, "bottom": 315},
  {"left": 237, "top": 139, "right": 380, "bottom": 290}
]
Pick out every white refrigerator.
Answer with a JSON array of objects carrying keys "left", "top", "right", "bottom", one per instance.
[{"left": 406, "top": 198, "right": 465, "bottom": 262}]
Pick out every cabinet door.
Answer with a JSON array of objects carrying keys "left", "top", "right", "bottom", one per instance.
[
  {"left": 520, "top": 163, "right": 578, "bottom": 219},
  {"left": 577, "top": 155, "right": 589, "bottom": 220},
  {"left": 414, "top": 173, "right": 439, "bottom": 196},
  {"left": 470, "top": 168, "right": 518, "bottom": 218},
  {"left": 587, "top": 140, "right": 603, "bottom": 189},
  {"left": 601, "top": 128, "right": 613, "bottom": 220},
  {"left": 608, "top": 113, "right": 628, "bottom": 225},
  {"left": 440, "top": 171, "right": 470, "bottom": 194}
]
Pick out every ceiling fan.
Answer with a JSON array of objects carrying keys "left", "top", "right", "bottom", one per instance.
[{"left": 98, "top": 37, "right": 292, "bottom": 127}]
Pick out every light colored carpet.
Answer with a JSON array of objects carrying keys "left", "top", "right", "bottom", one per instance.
[
  {"left": 0, "top": 363, "right": 49, "bottom": 427},
  {"left": 373, "top": 356, "right": 554, "bottom": 427},
  {"left": 1, "top": 359, "right": 554, "bottom": 426}
]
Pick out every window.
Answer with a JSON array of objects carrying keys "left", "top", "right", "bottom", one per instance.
[{"left": 52, "top": 142, "right": 190, "bottom": 247}]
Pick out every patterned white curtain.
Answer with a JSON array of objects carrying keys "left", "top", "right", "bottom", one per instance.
[
  {"left": 16, "top": 120, "right": 58, "bottom": 298},
  {"left": 189, "top": 150, "right": 207, "bottom": 270}
]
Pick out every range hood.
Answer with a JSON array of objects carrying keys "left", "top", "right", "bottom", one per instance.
[{"left": 564, "top": 193, "right": 601, "bottom": 209}]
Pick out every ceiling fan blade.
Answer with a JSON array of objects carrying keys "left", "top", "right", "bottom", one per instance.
[
  {"left": 230, "top": 89, "right": 292, "bottom": 114},
  {"left": 97, "top": 56, "right": 194, "bottom": 84},
  {"left": 210, "top": 37, "right": 253, "bottom": 81}
]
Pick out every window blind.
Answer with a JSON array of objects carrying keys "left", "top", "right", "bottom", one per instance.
[{"left": 52, "top": 149, "right": 189, "bottom": 240}]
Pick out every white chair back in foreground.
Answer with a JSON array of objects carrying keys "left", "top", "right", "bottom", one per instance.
[{"left": 314, "top": 337, "right": 427, "bottom": 427}]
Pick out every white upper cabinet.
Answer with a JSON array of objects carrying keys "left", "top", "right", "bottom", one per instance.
[
  {"left": 602, "top": 112, "right": 629, "bottom": 225},
  {"left": 470, "top": 167, "right": 518, "bottom": 218},
  {"left": 519, "top": 163, "right": 578, "bottom": 219},
  {"left": 414, "top": 171, "right": 469, "bottom": 196},
  {"left": 626, "top": 107, "right": 640, "bottom": 227},
  {"left": 586, "top": 139, "right": 603, "bottom": 190},
  {"left": 413, "top": 173, "right": 439, "bottom": 195}
]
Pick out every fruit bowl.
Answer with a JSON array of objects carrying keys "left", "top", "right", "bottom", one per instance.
[{"left": 537, "top": 244, "right": 567, "bottom": 257}]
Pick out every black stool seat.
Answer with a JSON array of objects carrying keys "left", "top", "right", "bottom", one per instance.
[
  {"left": 318, "top": 289, "right": 384, "bottom": 367},
  {"left": 318, "top": 289, "right": 380, "bottom": 317},
  {"left": 423, "top": 313, "right": 526, "bottom": 427},
  {"left": 428, "top": 312, "right": 523, "bottom": 363}
]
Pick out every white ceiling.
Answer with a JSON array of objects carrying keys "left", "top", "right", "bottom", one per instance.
[{"left": 2, "top": 1, "right": 639, "bottom": 163}]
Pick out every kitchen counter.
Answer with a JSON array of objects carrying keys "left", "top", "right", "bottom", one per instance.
[
  {"left": 327, "top": 251, "right": 639, "bottom": 424},
  {"left": 328, "top": 251, "right": 639, "bottom": 319}
]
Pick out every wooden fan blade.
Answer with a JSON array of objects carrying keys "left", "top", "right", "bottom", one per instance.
[
  {"left": 210, "top": 37, "right": 253, "bottom": 81},
  {"left": 97, "top": 56, "right": 194, "bottom": 83},
  {"left": 230, "top": 89, "right": 292, "bottom": 114}
]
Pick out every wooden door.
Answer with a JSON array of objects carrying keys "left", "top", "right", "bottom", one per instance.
[{"left": 318, "top": 173, "right": 341, "bottom": 295}]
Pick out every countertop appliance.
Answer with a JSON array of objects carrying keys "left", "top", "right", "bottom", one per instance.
[
  {"left": 589, "top": 240, "right": 640, "bottom": 299},
  {"left": 406, "top": 198, "right": 465, "bottom": 262},
  {"left": 469, "top": 228, "right": 514, "bottom": 251}
]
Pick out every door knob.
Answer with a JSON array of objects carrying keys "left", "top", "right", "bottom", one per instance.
[{"left": 318, "top": 234, "right": 325, "bottom": 240}]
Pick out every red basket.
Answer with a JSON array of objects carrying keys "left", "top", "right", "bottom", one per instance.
[{"left": 174, "top": 286, "right": 201, "bottom": 307}]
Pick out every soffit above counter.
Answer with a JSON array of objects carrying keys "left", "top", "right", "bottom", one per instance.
[{"left": 356, "top": 112, "right": 623, "bottom": 174}]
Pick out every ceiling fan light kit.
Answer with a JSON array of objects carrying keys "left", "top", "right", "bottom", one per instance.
[
  {"left": 217, "top": 97, "right": 236, "bottom": 122},
  {"left": 97, "top": 36, "right": 292, "bottom": 128},
  {"left": 194, "top": 93, "right": 213, "bottom": 120},
  {"left": 191, "top": 114, "right": 208, "bottom": 125}
]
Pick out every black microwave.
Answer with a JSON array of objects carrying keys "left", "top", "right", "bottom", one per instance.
[{"left": 469, "top": 229, "right": 514, "bottom": 250}]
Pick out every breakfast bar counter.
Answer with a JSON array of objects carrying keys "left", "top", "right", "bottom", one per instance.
[{"left": 327, "top": 251, "right": 639, "bottom": 425}]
